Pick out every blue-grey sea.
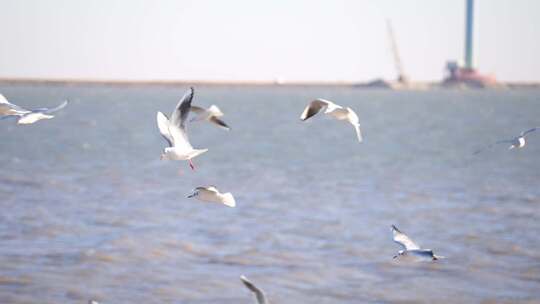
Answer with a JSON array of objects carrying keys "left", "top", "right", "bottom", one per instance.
[{"left": 0, "top": 83, "right": 539, "bottom": 303}]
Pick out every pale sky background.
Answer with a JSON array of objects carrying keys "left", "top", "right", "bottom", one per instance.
[{"left": 0, "top": 0, "right": 539, "bottom": 82}]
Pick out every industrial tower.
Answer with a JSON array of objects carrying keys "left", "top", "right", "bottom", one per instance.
[{"left": 443, "top": 0, "right": 497, "bottom": 88}]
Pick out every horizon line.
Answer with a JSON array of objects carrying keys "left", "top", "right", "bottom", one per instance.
[{"left": 0, "top": 77, "right": 539, "bottom": 88}]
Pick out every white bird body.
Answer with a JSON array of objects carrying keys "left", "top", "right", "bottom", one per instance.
[
  {"left": 187, "top": 186, "right": 236, "bottom": 207},
  {"left": 190, "top": 104, "right": 230, "bottom": 130},
  {"left": 300, "top": 98, "right": 362, "bottom": 142},
  {"left": 510, "top": 136, "right": 526, "bottom": 149},
  {"left": 17, "top": 112, "right": 54, "bottom": 124},
  {"left": 392, "top": 225, "right": 442, "bottom": 261},
  {"left": 0, "top": 94, "right": 68, "bottom": 124},
  {"left": 157, "top": 88, "right": 208, "bottom": 169}
]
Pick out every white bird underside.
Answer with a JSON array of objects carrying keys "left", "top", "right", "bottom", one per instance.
[
  {"left": 300, "top": 98, "right": 362, "bottom": 142},
  {"left": 240, "top": 275, "right": 267, "bottom": 304},
  {"left": 188, "top": 186, "right": 236, "bottom": 207},
  {"left": 157, "top": 88, "right": 208, "bottom": 161},
  {"left": 157, "top": 111, "right": 195, "bottom": 157},
  {"left": 17, "top": 113, "right": 54, "bottom": 124}
]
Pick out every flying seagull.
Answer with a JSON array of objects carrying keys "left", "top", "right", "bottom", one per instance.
[
  {"left": 0, "top": 94, "right": 68, "bottom": 124},
  {"left": 391, "top": 225, "right": 442, "bottom": 261},
  {"left": 157, "top": 87, "right": 208, "bottom": 170},
  {"left": 474, "top": 128, "right": 538, "bottom": 154},
  {"left": 240, "top": 275, "right": 268, "bottom": 304},
  {"left": 300, "top": 98, "right": 362, "bottom": 142},
  {"left": 190, "top": 105, "right": 231, "bottom": 130},
  {"left": 187, "top": 186, "right": 236, "bottom": 207}
]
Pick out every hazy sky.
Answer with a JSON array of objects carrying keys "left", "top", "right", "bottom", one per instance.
[{"left": 0, "top": 0, "right": 539, "bottom": 82}]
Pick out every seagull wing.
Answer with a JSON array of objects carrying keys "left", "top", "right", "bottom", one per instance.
[
  {"left": 0, "top": 104, "right": 20, "bottom": 116},
  {"left": 156, "top": 112, "right": 174, "bottom": 147},
  {"left": 166, "top": 87, "right": 196, "bottom": 152},
  {"left": 521, "top": 127, "right": 538, "bottom": 137},
  {"left": 300, "top": 99, "right": 333, "bottom": 121},
  {"left": 170, "top": 87, "right": 194, "bottom": 128},
  {"left": 190, "top": 105, "right": 206, "bottom": 114},
  {"left": 0, "top": 94, "right": 30, "bottom": 115},
  {"left": 392, "top": 225, "right": 420, "bottom": 250},
  {"left": 203, "top": 186, "right": 220, "bottom": 193},
  {"left": 353, "top": 124, "right": 363, "bottom": 142},
  {"left": 473, "top": 139, "right": 514, "bottom": 155},
  {"left": 168, "top": 121, "right": 193, "bottom": 152},
  {"left": 209, "top": 116, "right": 231, "bottom": 130},
  {"left": 0, "top": 94, "right": 20, "bottom": 108},
  {"left": 43, "top": 100, "right": 68, "bottom": 114},
  {"left": 157, "top": 113, "right": 193, "bottom": 152},
  {"left": 0, "top": 94, "right": 9, "bottom": 105},
  {"left": 240, "top": 276, "right": 267, "bottom": 304},
  {"left": 346, "top": 107, "right": 362, "bottom": 142}
]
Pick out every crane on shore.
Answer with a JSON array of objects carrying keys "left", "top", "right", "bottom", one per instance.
[{"left": 386, "top": 19, "right": 409, "bottom": 85}]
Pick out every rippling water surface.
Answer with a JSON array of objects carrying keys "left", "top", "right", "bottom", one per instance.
[{"left": 0, "top": 83, "right": 539, "bottom": 303}]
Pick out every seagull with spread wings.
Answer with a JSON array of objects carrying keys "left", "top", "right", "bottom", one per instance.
[
  {"left": 190, "top": 104, "right": 231, "bottom": 130},
  {"left": 392, "top": 225, "right": 442, "bottom": 261},
  {"left": 474, "top": 127, "right": 538, "bottom": 154},
  {"left": 240, "top": 275, "right": 268, "bottom": 304},
  {"left": 0, "top": 94, "right": 68, "bottom": 124},
  {"left": 300, "top": 98, "right": 362, "bottom": 142},
  {"left": 156, "top": 87, "right": 208, "bottom": 170}
]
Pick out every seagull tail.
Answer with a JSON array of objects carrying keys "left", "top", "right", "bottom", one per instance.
[
  {"left": 188, "top": 148, "right": 209, "bottom": 159},
  {"left": 221, "top": 193, "right": 236, "bottom": 208}
]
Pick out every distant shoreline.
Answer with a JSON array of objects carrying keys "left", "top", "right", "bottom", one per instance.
[
  {"left": 0, "top": 77, "right": 359, "bottom": 87},
  {"left": 1, "top": 78, "right": 539, "bottom": 89}
]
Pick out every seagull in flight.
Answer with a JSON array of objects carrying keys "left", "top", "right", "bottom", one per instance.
[
  {"left": 190, "top": 104, "right": 231, "bottom": 130},
  {"left": 0, "top": 94, "right": 68, "bottom": 124},
  {"left": 391, "top": 225, "right": 442, "bottom": 261},
  {"left": 474, "top": 127, "right": 538, "bottom": 154},
  {"left": 240, "top": 275, "right": 268, "bottom": 304},
  {"left": 157, "top": 87, "right": 208, "bottom": 170},
  {"left": 187, "top": 185, "right": 236, "bottom": 207},
  {"left": 300, "top": 98, "right": 362, "bottom": 142}
]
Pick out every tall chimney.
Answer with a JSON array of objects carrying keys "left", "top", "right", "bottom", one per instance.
[{"left": 464, "top": 0, "right": 474, "bottom": 70}]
